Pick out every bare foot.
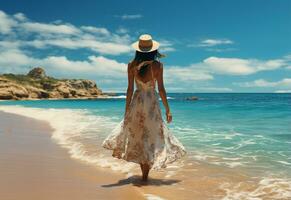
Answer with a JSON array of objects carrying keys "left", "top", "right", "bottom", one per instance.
[
  {"left": 142, "top": 174, "right": 148, "bottom": 182},
  {"left": 140, "top": 163, "right": 150, "bottom": 182},
  {"left": 112, "top": 150, "right": 121, "bottom": 159}
]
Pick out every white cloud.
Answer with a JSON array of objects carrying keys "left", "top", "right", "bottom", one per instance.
[
  {"left": 13, "top": 13, "right": 27, "bottom": 21},
  {"left": 0, "top": 48, "right": 127, "bottom": 77},
  {"left": 0, "top": 49, "right": 37, "bottom": 68},
  {"left": 196, "top": 87, "right": 233, "bottom": 92},
  {"left": 284, "top": 55, "right": 291, "bottom": 60},
  {"left": 204, "top": 47, "right": 237, "bottom": 52},
  {"left": 116, "top": 27, "right": 129, "bottom": 34},
  {"left": 42, "top": 55, "right": 126, "bottom": 76},
  {"left": 165, "top": 65, "right": 213, "bottom": 82},
  {"left": 0, "top": 10, "right": 133, "bottom": 55},
  {"left": 275, "top": 90, "right": 291, "bottom": 93},
  {"left": 21, "top": 22, "right": 81, "bottom": 35},
  {"left": 0, "top": 40, "right": 21, "bottom": 49},
  {"left": 161, "top": 55, "right": 290, "bottom": 90},
  {"left": 159, "top": 40, "right": 176, "bottom": 52},
  {"left": 236, "top": 78, "right": 291, "bottom": 88},
  {"left": 161, "top": 55, "right": 289, "bottom": 84},
  {"left": 203, "top": 57, "right": 286, "bottom": 75},
  {"left": 188, "top": 38, "right": 234, "bottom": 48},
  {"left": 0, "top": 10, "right": 17, "bottom": 34},
  {"left": 25, "top": 38, "right": 131, "bottom": 55},
  {"left": 81, "top": 26, "right": 110, "bottom": 36},
  {"left": 199, "top": 39, "right": 234, "bottom": 47},
  {"left": 119, "top": 14, "right": 143, "bottom": 20},
  {"left": 165, "top": 55, "right": 289, "bottom": 86}
]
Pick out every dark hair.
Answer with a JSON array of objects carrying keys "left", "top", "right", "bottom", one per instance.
[{"left": 133, "top": 50, "right": 158, "bottom": 77}]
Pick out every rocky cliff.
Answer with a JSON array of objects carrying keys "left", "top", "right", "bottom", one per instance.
[{"left": 0, "top": 67, "right": 104, "bottom": 100}]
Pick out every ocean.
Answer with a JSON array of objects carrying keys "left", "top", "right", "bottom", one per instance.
[{"left": 1, "top": 93, "right": 291, "bottom": 199}]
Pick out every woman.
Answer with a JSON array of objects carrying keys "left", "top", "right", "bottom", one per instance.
[{"left": 102, "top": 34, "right": 186, "bottom": 181}]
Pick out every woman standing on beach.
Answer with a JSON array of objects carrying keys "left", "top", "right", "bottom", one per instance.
[{"left": 102, "top": 34, "right": 186, "bottom": 181}]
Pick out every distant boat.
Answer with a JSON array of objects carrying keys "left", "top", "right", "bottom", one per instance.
[{"left": 185, "top": 96, "right": 199, "bottom": 101}]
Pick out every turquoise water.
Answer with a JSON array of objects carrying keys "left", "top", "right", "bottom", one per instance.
[{"left": 1, "top": 93, "right": 291, "bottom": 177}]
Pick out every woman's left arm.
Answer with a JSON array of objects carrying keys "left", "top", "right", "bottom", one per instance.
[{"left": 125, "top": 63, "right": 134, "bottom": 116}]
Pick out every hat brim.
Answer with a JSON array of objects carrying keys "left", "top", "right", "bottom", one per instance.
[{"left": 131, "top": 40, "right": 160, "bottom": 52}]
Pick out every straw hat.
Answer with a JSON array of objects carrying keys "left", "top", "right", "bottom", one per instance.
[{"left": 131, "top": 34, "right": 160, "bottom": 52}]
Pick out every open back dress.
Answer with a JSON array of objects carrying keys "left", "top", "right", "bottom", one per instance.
[{"left": 102, "top": 60, "right": 186, "bottom": 170}]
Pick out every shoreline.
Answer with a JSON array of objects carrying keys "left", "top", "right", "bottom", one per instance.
[
  {"left": 1, "top": 105, "right": 291, "bottom": 199},
  {"left": 0, "top": 111, "right": 145, "bottom": 200},
  {"left": 0, "top": 94, "right": 118, "bottom": 101},
  {"left": 0, "top": 110, "right": 227, "bottom": 200}
]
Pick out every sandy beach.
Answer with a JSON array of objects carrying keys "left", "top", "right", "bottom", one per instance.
[
  {"left": 1, "top": 107, "right": 290, "bottom": 200},
  {"left": 0, "top": 111, "right": 144, "bottom": 200},
  {"left": 0, "top": 109, "right": 242, "bottom": 200},
  {"left": 0, "top": 110, "right": 233, "bottom": 200}
]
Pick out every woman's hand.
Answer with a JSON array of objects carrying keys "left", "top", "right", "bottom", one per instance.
[
  {"left": 157, "top": 63, "right": 172, "bottom": 124},
  {"left": 166, "top": 110, "right": 172, "bottom": 123}
]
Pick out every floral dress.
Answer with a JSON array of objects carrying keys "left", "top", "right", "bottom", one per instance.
[{"left": 102, "top": 61, "right": 186, "bottom": 170}]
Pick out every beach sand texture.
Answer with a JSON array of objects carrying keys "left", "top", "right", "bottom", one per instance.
[
  {"left": 0, "top": 110, "right": 290, "bottom": 200},
  {"left": 0, "top": 112, "right": 144, "bottom": 200}
]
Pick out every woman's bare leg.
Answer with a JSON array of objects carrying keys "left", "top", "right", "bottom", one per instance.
[{"left": 140, "top": 163, "right": 150, "bottom": 181}]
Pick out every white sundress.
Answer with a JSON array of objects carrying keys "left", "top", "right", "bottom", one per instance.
[{"left": 102, "top": 61, "right": 186, "bottom": 170}]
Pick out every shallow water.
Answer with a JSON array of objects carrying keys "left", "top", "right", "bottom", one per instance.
[{"left": 1, "top": 93, "right": 291, "bottom": 199}]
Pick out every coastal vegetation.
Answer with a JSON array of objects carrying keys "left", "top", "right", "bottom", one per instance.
[{"left": 0, "top": 67, "right": 104, "bottom": 100}]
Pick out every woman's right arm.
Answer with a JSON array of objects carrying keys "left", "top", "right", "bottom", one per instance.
[
  {"left": 157, "top": 63, "right": 172, "bottom": 123},
  {"left": 125, "top": 63, "right": 134, "bottom": 116}
]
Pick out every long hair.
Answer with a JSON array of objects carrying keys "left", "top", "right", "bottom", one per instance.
[{"left": 133, "top": 50, "right": 158, "bottom": 77}]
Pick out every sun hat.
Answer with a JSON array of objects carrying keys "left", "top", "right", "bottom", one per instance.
[{"left": 131, "top": 34, "right": 160, "bottom": 52}]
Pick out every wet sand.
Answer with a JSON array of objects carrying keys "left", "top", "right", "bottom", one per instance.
[
  {"left": 0, "top": 111, "right": 144, "bottom": 200},
  {"left": 0, "top": 110, "right": 234, "bottom": 200},
  {"left": 1, "top": 110, "right": 288, "bottom": 200}
]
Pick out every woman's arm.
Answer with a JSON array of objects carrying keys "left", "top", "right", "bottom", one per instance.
[
  {"left": 157, "top": 63, "right": 172, "bottom": 123},
  {"left": 125, "top": 63, "right": 134, "bottom": 116}
]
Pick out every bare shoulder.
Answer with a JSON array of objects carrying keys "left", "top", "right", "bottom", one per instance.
[
  {"left": 152, "top": 60, "right": 163, "bottom": 74},
  {"left": 128, "top": 60, "right": 133, "bottom": 67},
  {"left": 152, "top": 60, "right": 162, "bottom": 68},
  {"left": 127, "top": 61, "right": 135, "bottom": 72}
]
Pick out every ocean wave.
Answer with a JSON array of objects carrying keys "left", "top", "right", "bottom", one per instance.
[
  {"left": 144, "top": 194, "right": 166, "bottom": 200},
  {"left": 276, "top": 160, "right": 291, "bottom": 166},
  {"left": 102, "top": 95, "right": 127, "bottom": 99},
  {"left": 221, "top": 177, "right": 291, "bottom": 200},
  {"left": 0, "top": 105, "right": 184, "bottom": 175},
  {"left": 1, "top": 105, "right": 290, "bottom": 179},
  {"left": 159, "top": 97, "right": 175, "bottom": 100},
  {"left": 173, "top": 125, "right": 291, "bottom": 172},
  {"left": 0, "top": 105, "right": 137, "bottom": 173},
  {"left": 100, "top": 95, "right": 175, "bottom": 100}
]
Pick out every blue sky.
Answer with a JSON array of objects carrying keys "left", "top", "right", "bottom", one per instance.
[{"left": 0, "top": 0, "right": 290, "bottom": 92}]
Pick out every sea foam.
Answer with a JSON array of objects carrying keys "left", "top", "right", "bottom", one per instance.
[
  {"left": 221, "top": 177, "right": 291, "bottom": 200},
  {"left": 0, "top": 105, "right": 136, "bottom": 173}
]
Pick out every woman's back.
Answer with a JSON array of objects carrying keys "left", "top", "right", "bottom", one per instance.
[{"left": 130, "top": 60, "right": 161, "bottom": 91}]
